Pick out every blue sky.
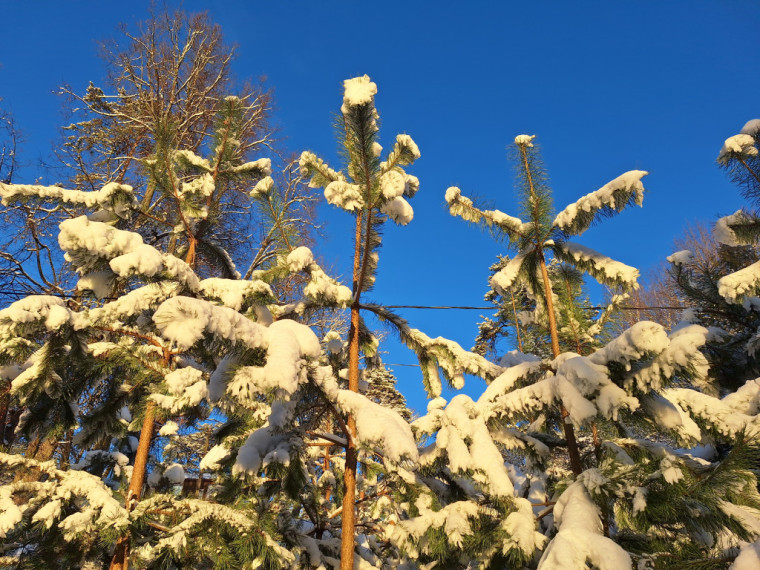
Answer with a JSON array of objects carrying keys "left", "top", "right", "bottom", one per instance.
[{"left": 2, "top": 1, "right": 760, "bottom": 413}]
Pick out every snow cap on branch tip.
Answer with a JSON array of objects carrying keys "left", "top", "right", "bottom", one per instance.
[
  {"left": 741, "top": 119, "right": 760, "bottom": 137},
  {"left": 444, "top": 186, "right": 461, "bottom": 204},
  {"left": 666, "top": 250, "right": 693, "bottom": 267},
  {"left": 396, "top": 134, "right": 421, "bottom": 161},
  {"left": 324, "top": 180, "right": 364, "bottom": 211},
  {"left": 718, "top": 134, "right": 758, "bottom": 164},
  {"left": 381, "top": 196, "right": 414, "bottom": 225},
  {"left": 250, "top": 176, "right": 273, "bottom": 197},
  {"left": 341, "top": 75, "right": 377, "bottom": 115},
  {"left": 714, "top": 210, "right": 750, "bottom": 246},
  {"left": 514, "top": 134, "right": 536, "bottom": 147}
]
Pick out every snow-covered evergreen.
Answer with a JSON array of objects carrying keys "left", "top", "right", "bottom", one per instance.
[{"left": 2, "top": 77, "right": 760, "bottom": 570}]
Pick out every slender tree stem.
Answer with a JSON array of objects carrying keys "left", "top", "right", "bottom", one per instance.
[
  {"left": 520, "top": 143, "right": 583, "bottom": 476},
  {"left": 510, "top": 290, "right": 523, "bottom": 352},
  {"left": 340, "top": 207, "right": 365, "bottom": 569}
]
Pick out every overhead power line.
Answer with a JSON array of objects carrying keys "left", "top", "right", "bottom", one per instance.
[{"left": 0, "top": 288, "right": 694, "bottom": 312}]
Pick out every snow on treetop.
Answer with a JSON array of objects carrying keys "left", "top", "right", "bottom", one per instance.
[
  {"left": 514, "top": 134, "right": 536, "bottom": 146},
  {"left": 718, "top": 133, "right": 758, "bottom": 164},
  {"left": 341, "top": 75, "right": 377, "bottom": 114}
]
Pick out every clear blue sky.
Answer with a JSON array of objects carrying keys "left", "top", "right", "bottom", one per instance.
[{"left": 2, "top": 1, "right": 759, "bottom": 413}]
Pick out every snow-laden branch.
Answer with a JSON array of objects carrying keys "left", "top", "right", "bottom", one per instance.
[
  {"left": 552, "top": 241, "right": 639, "bottom": 291},
  {"left": 552, "top": 170, "right": 647, "bottom": 237},
  {"left": 0, "top": 182, "right": 137, "bottom": 218}
]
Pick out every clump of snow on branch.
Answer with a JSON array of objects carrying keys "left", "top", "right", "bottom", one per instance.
[
  {"left": 59, "top": 216, "right": 199, "bottom": 290},
  {"left": 714, "top": 210, "right": 753, "bottom": 246},
  {"left": 153, "top": 296, "right": 267, "bottom": 350},
  {"left": 554, "top": 242, "right": 639, "bottom": 290},
  {"left": 537, "top": 482, "right": 631, "bottom": 569},
  {"left": 198, "top": 277, "right": 272, "bottom": 311},
  {"left": 285, "top": 247, "right": 314, "bottom": 272},
  {"left": 199, "top": 445, "right": 231, "bottom": 471},
  {"left": 0, "top": 453, "right": 128, "bottom": 541},
  {"left": 381, "top": 196, "right": 414, "bottom": 225},
  {"left": 151, "top": 367, "right": 209, "bottom": 413},
  {"left": 227, "top": 319, "right": 319, "bottom": 406},
  {"left": 667, "top": 250, "right": 693, "bottom": 266},
  {"left": 415, "top": 394, "right": 516, "bottom": 496},
  {"left": 718, "top": 134, "right": 759, "bottom": 164},
  {"left": 718, "top": 261, "right": 760, "bottom": 303},
  {"left": 324, "top": 180, "right": 364, "bottom": 211},
  {"left": 336, "top": 390, "right": 418, "bottom": 464}
]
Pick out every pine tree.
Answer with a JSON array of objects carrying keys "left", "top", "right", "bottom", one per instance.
[
  {"left": 433, "top": 134, "right": 760, "bottom": 567},
  {"left": 299, "top": 74, "right": 422, "bottom": 569},
  {"left": 0, "top": 97, "right": 337, "bottom": 567},
  {"left": 447, "top": 134, "right": 645, "bottom": 474}
]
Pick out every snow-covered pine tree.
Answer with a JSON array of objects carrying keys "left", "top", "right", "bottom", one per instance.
[
  {"left": 447, "top": 134, "right": 645, "bottom": 474},
  {"left": 299, "top": 74, "right": 422, "bottom": 568},
  {"left": 0, "top": 97, "right": 344, "bottom": 568},
  {"left": 429, "top": 133, "right": 760, "bottom": 568},
  {"left": 661, "top": 120, "right": 760, "bottom": 395}
]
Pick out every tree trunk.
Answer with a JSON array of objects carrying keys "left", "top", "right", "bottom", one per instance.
[
  {"left": 538, "top": 252, "right": 583, "bottom": 475},
  {"left": 340, "top": 306, "right": 360, "bottom": 569},
  {"left": 110, "top": 400, "right": 157, "bottom": 570}
]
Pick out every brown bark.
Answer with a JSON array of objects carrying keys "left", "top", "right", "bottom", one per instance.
[
  {"left": 340, "top": 179, "right": 367, "bottom": 568},
  {"left": 340, "top": 306, "right": 360, "bottom": 569},
  {"left": 109, "top": 400, "right": 157, "bottom": 570},
  {"left": 538, "top": 253, "right": 583, "bottom": 475},
  {"left": 518, "top": 141, "right": 583, "bottom": 477}
]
